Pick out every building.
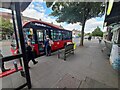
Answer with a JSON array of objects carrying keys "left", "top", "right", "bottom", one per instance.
[
  {"left": 0, "top": 12, "right": 37, "bottom": 40},
  {"left": 72, "top": 29, "right": 81, "bottom": 37},
  {"left": 104, "top": 1, "right": 120, "bottom": 70},
  {"left": 0, "top": 12, "right": 38, "bottom": 23}
]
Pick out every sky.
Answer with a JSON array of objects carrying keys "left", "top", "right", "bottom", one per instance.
[{"left": 0, "top": 0, "right": 106, "bottom": 33}]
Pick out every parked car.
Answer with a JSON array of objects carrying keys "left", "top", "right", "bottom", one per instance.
[{"left": 84, "top": 36, "right": 89, "bottom": 39}]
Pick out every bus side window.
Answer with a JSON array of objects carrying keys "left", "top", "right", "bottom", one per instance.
[
  {"left": 51, "top": 30, "right": 54, "bottom": 40},
  {"left": 53, "top": 30, "right": 59, "bottom": 41},
  {"left": 59, "top": 31, "right": 62, "bottom": 40},
  {"left": 54, "top": 31, "right": 59, "bottom": 41},
  {"left": 70, "top": 32, "right": 72, "bottom": 39},
  {"left": 68, "top": 32, "right": 72, "bottom": 39},
  {"left": 63, "top": 31, "right": 71, "bottom": 40},
  {"left": 63, "top": 32, "right": 67, "bottom": 40}
]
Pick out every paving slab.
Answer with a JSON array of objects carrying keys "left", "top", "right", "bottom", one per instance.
[
  {"left": 53, "top": 73, "right": 81, "bottom": 88},
  {"left": 79, "top": 77, "right": 113, "bottom": 88}
]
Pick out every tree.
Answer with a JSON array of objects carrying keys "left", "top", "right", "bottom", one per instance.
[
  {"left": 92, "top": 26, "right": 103, "bottom": 37},
  {"left": 78, "top": 33, "right": 81, "bottom": 37},
  {"left": 0, "top": 16, "right": 13, "bottom": 37},
  {"left": 85, "top": 33, "right": 92, "bottom": 36},
  {"left": 46, "top": 2, "right": 105, "bottom": 46}
]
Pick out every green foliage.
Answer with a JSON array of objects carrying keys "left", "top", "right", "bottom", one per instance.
[
  {"left": 85, "top": 33, "right": 92, "bottom": 36},
  {"left": 92, "top": 26, "right": 103, "bottom": 37},
  {"left": 78, "top": 33, "right": 81, "bottom": 37},
  {"left": 46, "top": 2, "right": 105, "bottom": 45},
  {"left": 0, "top": 16, "right": 13, "bottom": 35},
  {"left": 46, "top": 2, "right": 104, "bottom": 24}
]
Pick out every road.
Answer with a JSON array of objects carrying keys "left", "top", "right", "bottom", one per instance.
[{"left": 0, "top": 40, "right": 12, "bottom": 57}]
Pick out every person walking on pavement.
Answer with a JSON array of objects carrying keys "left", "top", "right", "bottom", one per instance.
[
  {"left": 44, "top": 35, "right": 53, "bottom": 56},
  {"left": 88, "top": 36, "right": 92, "bottom": 41},
  {"left": 27, "top": 35, "right": 38, "bottom": 68},
  {"left": 0, "top": 50, "right": 11, "bottom": 72},
  {"left": 98, "top": 37, "right": 102, "bottom": 43}
]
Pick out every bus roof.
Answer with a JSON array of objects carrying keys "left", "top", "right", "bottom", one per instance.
[{"left": 23, "top": 20, "right": 64, "bottom": 30}]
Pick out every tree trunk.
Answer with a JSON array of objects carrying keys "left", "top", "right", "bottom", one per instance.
[{"left": 80, "top": 20, "right": 86, "bottom": 46}]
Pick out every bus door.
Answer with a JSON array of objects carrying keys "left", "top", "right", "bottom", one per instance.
[
  {"left": 44, "top": 29, "right": 50, "bottom": 39},
  {"left": 36, "top": 30, "right": 44, "bottom": 54},
  {"left": 36, "top": 29, "right": 49, "bottom": 54}
]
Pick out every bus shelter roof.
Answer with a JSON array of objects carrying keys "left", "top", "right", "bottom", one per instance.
[{"left": 0, "top": 1, "right": 32, "bottom": 12}]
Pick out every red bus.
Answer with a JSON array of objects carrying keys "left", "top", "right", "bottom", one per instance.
[{"left": 11, "top": 20, "right": 72, "bottom": 57}]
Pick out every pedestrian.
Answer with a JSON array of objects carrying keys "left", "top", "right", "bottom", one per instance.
[
  {"left": 0, "top": 50, "right": 11, "bottom": 72},
  {"left": 44, "top": 35, "right": 53, "bottom": 56},
  {"left": 26, "top": 35, "right": 38, "bottom": 68},
  {"left": 98, "top": 37, "right": 102, "bottom": 43},
  {"left": 88, "top": 36, "right": 91, "bottom": 41}
]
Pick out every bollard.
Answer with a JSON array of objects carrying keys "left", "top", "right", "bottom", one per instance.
[{"left": 13, "top": 61, "right": 18, "bottom": 72}]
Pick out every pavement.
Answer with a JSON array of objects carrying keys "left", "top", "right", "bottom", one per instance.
[
  {"left": 28, "top": 39, "right": 119, "bottom": 88},
  {"left": 1, "top": 39, "right": 119, "bottom": 89}
]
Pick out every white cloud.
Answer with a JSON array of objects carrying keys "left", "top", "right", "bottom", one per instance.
[
  {"left": 84, "top": 18, "right": 104, "bottom": 33},
  {"left": 22, "top": 2, "right": 44, "bottom": 19},
  {"left": 0, "top": 8, "right": 11, "bottom": 13},
  {"left": 0, "top": 1, "right": 104, "bottom": 33},
  {"left": 22, "top": 1, "right": 57, "bottom": 24},
  {"left": 63, "top": 23, "right": 82, "bottom": 31},
  {"left": 19, "top": 1, "right": 105, "bottom": 33},
  {"left": 22, "top": 1, "right": 65, "bottom": 27}
]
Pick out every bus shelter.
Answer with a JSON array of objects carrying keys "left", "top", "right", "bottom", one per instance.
[{"left": 1, "top": 2, "right": 32, "bottom": 89}]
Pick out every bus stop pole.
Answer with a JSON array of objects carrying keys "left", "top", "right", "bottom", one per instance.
[
  {"left": 14, "top": 2, "right": 32, "bottom": 89},
  {"left": 11, "top": 8, "right": 19, "bottom": 49},
  {"left": 11, "top": 6, "right": 24, "bottom": 75}
]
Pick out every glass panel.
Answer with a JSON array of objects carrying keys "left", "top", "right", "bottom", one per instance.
[
  {"left": 55, "top": 31, "right": 59, "bottom": 41},
  {"left": 37, "top": 30, "right": 44, "bottom": 51},
  {"left": 52, "top": 30, "right": 62, "bottom": 41},
  {"left": 37, "top": 30, "right": 43, "bottom": 41},
  {"left": 63, "top": 31, "right": 68, "bottom": 40},
  {"left": 1, "top": 58, "right": 26, "bottom": 88},
  {"left": 0, "top": 8, "right": 28, "bottom": 89},
  {"left": 62, "top": 31, "right": 72, "bottom": 40},
  {"left": 58, "top": 31, "right": 62, "bottom": 40},
  {"left": 51, "top": 30, "right": 54, "bottom": 40},
  {"left": 23, "top": 28, "right": 35, "bottom": 44}
]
